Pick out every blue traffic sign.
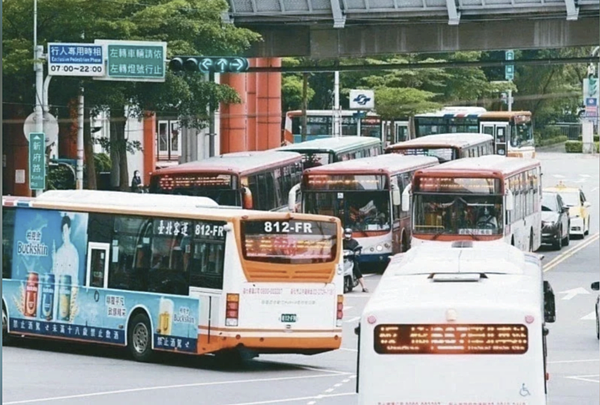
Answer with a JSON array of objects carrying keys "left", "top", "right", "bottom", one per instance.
[
  {"left": 48, "top": 43, "right": 104, "bottom": 76},
  {"left": 586, "top": 97, "right": 598, "bottom": 107},
  {"left": 169, "top": 56, "right": 249, "bottom": 73}
]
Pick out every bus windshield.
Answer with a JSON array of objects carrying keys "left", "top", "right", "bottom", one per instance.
[
  {"left": 149, "top": 173, "right": 241, "bottom": 206},
  {"left": 511, "top": 121, "right": 534, "bottom": 148},
  {"left": 305, "top": 191, "right": 391, "bottom": 232},
  {"left": 413, "top": 194, "right": 504, "bottom": 235},
  {"left": 392, "top": 147, "right": 456, "bottom": 163}
]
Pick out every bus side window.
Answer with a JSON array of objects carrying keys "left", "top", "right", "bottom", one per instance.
[
  {"left": 2, "top": 207, "right": 15, "bottom": 279},
  {"left": 247, "top": 175, "right": 260, "bottom": 210},
  {"left": 147, "top": 219, "right": 190, "bottom": 295},
  {"left": 265, "top": 172, "right": 276, "bottom": 210},
  {"left": 109, "top": 215, "right": 148, "bottom": 291},
  {"left": 189, "top": 240, "right": 225, "bottom": 290}
]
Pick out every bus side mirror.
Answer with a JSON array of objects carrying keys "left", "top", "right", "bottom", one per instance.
[
  {"left": 354, "top": 323, "right": 361, "bottom": 336},
  {"left": 543, "top": 280, "right": 556, "bottom": 323},
  {"left": 288, "top": 183, "right": 301, "bottom": 213},
  {"left": 401, "top": 184, "right": 411, "bottom": 212},
  {"left": 591, "top": 281, "right": 600, "bottom": 291},
  {"left": 242, "top": 187, "right": 253, "bottom": 209},
  {"left": 391, "top": 184, "right": 401, "bottom": 206},
  {"left": 505, "top": 190, "right": 514, "bottom": 211}
]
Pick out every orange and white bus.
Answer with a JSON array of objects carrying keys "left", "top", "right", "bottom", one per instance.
[
  {"left": 2, "top": 190, "right": 343, "bottom": 363},
  {"left": 410, "top": 155, "right": 542, "bottom": 252},
  {"left": 149, "top": 151, "right": 304, "bottom": 211},
  {"left": 290, "top": 155, "right": 439, "bottom": 270},
  {"left": 413, "top": 108, "right": 536, "bottom": 158},
  {"left": 385, "top": 133, "right": 494, "bottom": 163}
]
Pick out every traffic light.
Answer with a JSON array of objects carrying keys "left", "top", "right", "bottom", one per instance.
[
  {"left": 588, "top": 77, "right": 598, "bottom": 98},
  {"left": 168, "top": 56, "right": 249, "bottom": 73}
]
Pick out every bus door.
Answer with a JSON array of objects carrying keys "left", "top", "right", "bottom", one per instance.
[{"left": 481, "top": 122, "right": 508, "bottom": 156}]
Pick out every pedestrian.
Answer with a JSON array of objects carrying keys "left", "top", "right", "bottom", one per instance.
[{"left": 131, "top": 170, "right": 143, "bottom": 193}]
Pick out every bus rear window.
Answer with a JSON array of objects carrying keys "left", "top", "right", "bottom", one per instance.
[
  {"left": 241, "top": 220, "right": 338, "bottom": 264},
  {"left": 374, "top": 324, "right": 528, "bottom": 355}
]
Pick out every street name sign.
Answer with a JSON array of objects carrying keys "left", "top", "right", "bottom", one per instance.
[
  {"left": 28, "top": 133, "right": 46, "bottom": 190},
  {"left": 48, "top": 43, "right": 104, "bottom": 76}
]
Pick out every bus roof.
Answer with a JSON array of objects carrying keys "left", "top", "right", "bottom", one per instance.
[
  {"left": 277, "top": 136, "right": 381, "bottom": 154},
  {"left": 150, "top": 151, "right": 302, "bottom": 176},
  {"left": 304, "top": 154, "right": 438, "bottom": 176},
  {"left": 386, "top": 133, "right": 493, "bottom": 150},
  {"left": 2, "top": 191, "right": 340, "bottom": 224},
  {"left": 365, "top": 241, "right": 542, "bottom": 312},
  {"left": 33, "top": 190, "right": 221, "bottom": 209},
  {"left": 286, "top": 110, "right": 379, "bottom": 117},
  {"left": 414, "top": 155, "right": 540, "bottom": 178},
  {"left": 480, "top": 110, "right": 532, "bottom": 118},
  {"left": 415, "top": 107, "right": 487, "bottom": 118}
]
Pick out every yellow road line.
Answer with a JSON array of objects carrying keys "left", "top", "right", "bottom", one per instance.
[{"left": 543, "top": 232, "right": 599, "bottom": 273}]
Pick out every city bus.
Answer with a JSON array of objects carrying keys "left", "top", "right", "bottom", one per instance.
[
  {"left": 2, "top": 190, "right": 344, "bottom": 362},
  {"left": 148, "top": 151, "right": 304, "bottom": 212},
  {"left": 290, "top": 155, "right": 439, "bottom": 269},
  {"left": 413, "top": 108, "right": 535, "bottom": 158},
  {"left": 385, "top": 133, "right": 494, "bottom": 163},
  {"left": 282, "top": 110, "right": 382, "bottom": 143},
  {"left": 409, "top": 155, "right": 543, "bottom": 252},
  {"left": 356, "top": 240, "right": 555, "bottom": 405},
  {"left": 277, "top": 136, "right": 382, "bottom": 170}
]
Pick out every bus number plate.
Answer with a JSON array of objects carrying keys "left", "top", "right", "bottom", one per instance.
[{"left": 281, "top": 314, "right": 297, "bottom": 323}]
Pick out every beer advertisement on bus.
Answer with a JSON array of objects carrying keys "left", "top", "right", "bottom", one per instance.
[{"left": 4, "top": 208, "right": 200, "bottom": 353}]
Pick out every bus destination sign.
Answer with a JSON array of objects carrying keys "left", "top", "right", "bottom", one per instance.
[
  {"left": 305, "top": 174, "right": 387, "bottom": 191},
  {"left": 374, "top": 324, "right": 528, "bottom": 355},
  {"left": 416, "top": 177, "right": 500, "bottom": 194},
  {"left": 157, "top": 174, "right": 233, "bottom": 190}
]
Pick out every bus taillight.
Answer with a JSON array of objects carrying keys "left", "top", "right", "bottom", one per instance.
[
  {"left": 336, "top": 295, "right": 344, "bottom": 327},
  {"left": 226, "top": 293, "right": 239, "bottom": 326}
]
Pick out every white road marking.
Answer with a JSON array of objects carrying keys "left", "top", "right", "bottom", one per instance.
[
  {"left": 559, "top": 287, "right": 590, "bottom": 300},
  {"left": 564, "top": 375, "right": 600, "bottom": 384},
  {"left": 580, "top": 311, "right": 596, "bottom": 320},
  {"left": 343, "top": 293, "right": 371, "bottom": 298},
  {"left": 324, "top": 388, "right": 334, "bottom": 393},
  {"left": 224, "top": 392, "right": 355, "bottom": 405},
  {"left": 592, "top": 187, "right": 599, "bottom": 192},
  {"left": 344, "top": 316, "right": 361, "bottom": 323},
  {"left": 544, "top": 232, "right": 600, "bottom": 272},
  {"left": 307, "top": 402, "right": 316, "bottom": 405},
  {"left": 3, "top": 374, "right": 351, "bottom": 404},
  {"left": 297, "top": 366, "right": 350, "bottom": 375},
  {"left": 549, "top": 359, "right": 599, "bottom": 364}
]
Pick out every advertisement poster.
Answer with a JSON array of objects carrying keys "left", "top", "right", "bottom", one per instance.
[{"left": 4, "top": 208, "right": 200, "bottom": 353}]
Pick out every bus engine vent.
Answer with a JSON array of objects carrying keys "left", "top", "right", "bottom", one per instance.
[{"left": 451, "top": 240, "right": 473, "bottom": 249}]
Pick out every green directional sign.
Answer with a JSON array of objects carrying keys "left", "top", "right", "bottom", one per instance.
[
  {"left": 28, "top": 132, "right": 46, "bottom": 190},
  {"left": 505, "top": 50, "right": 515, "bottom": 81},
  {"left": 169, "top": 56, "right": 249, "bottom": 74},
  {"left": 94, "top": 40, "right": 167, "bottom": 82}
]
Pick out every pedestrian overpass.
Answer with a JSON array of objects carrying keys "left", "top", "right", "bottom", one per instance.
[{"left": 224, "top": 0, "right": 600, "bottom": 57}]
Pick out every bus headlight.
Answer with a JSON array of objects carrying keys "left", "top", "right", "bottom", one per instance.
[{"left": 376, "top": 245, "right": 383, "bottom": 252}]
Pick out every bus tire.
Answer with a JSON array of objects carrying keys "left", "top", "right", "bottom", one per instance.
[
  {"left": 2, "top": 304, "right": 11, "bottom": 346},
  {"left": 128, "top": 313, "right": 154, "bottom": 363}
]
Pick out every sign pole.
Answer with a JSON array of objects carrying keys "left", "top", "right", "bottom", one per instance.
[
  {"left": 33, "top": 0, "right": 44, "bottom": 196},
  {"left": 77, "top": 86, "right": 85, "bottom": 189}
]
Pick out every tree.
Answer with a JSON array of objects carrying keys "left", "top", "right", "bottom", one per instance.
[{"left": 2, "top": 0, "right": 261, "bottom": 190}]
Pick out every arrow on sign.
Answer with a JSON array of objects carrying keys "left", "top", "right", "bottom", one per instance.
[
  {"left": 559, "top": 287, "right": 590, "bottom": 300},
  {"left": 229, "top": 58, "right": 246, "bottom": 72},
  {"left": 216, "top": 58, "right": 228, "bottom": 72},
  {"left": 199, "top": 58, "right": 213, "bottom": 72}
]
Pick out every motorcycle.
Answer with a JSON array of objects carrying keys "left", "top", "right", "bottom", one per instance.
[{"left": 343, "top": 247, "right": 361, "bottom": 293}]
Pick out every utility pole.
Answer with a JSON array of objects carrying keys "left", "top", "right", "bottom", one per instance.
[
  {"left": 333, "top": 71, "right": 341, "bottom": 137},
  {"left": 301, "top": 73, "right": 308, "bottom": 142},
  {"left": 33, "top": 0, "right": 44, "bottom": 196}
]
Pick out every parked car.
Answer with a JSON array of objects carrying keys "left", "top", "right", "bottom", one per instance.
[
  {"left": 592, "top": 282, "right": 599, "bottom": 340},
  {"left": 544, "top": 182, "right": 591, "bottom": 238},
  {"left": 541, "top": 191, "right": 570, "bottom": 250}
]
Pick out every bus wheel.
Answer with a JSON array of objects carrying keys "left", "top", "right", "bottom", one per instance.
[
  {"left": 128, "top": 313, "right": 154, "bottom": 362},
  {"left": 215, "top": 349, "right": 245, "bottom": 367},
  {"left": 2, "top": 305, "right": 11, "bottom": 346}
]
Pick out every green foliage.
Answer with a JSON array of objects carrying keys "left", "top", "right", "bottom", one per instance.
[
  {"left": 375, "top": 87, "right": 441, "bottom": 119},
  {"left": 47, "top": 165, "right": 75, "bottom": 190},
  {"left": 536, "top": 135, "right": 568, "bottom": 147},
  {"left": 282, "top": 75, "right": 315, "bottom": 112},
  {"left": 565, "top": 141, "right": 600, "bottom": 153},
  {"left": 577, "top": 135, "right": 600, "bottom": 142},
  {"left": 94, "top": 153, "right": 112, "bottom": 172}
]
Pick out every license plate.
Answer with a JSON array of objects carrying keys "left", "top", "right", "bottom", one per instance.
[{"left": 280, "top": 314, "right": 297, "bottom": 323}]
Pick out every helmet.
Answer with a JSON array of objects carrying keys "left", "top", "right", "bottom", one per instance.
[{"left": 344, "top": 228, "right": 353, "bottom": 238}]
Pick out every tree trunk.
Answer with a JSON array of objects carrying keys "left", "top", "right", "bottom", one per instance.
[
  {"left": 109, "top": 110, "right": 120, "bottom": 190},
  {"left": 84, "top": 108, "right": 97, "bottom": 190}
]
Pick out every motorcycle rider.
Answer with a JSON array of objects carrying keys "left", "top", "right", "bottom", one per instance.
[{"left": 343, "top": 228, "right": 368, "bottom": 293}]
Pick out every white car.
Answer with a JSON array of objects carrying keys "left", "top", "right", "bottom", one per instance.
[{"left": 592, "top": 282, "right": 599, "bottom": 339}]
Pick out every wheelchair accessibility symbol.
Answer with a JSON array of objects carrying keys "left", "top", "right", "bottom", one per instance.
[{"left": 519, "top": 383, "right": 531, "bottom": 397}]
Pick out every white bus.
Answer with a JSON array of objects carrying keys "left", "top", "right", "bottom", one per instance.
[
  {"left": 3, "top": 191, "right": 344, "bottom": 363},
  {"left": 357, "top": 240, "right": 555, "bottom": 405}
]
